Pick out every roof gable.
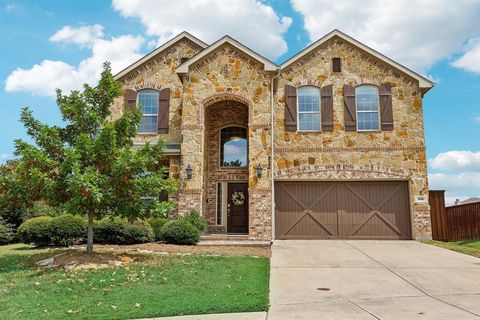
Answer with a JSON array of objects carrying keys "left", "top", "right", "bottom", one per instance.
[
  {"left": 176, "top": 35, "right": 277, "bottom": 73},
  {"left": 280, "top": 29, "right": 434, "bottom": 90},
  {"left": 114, "top": 31, "right": 207, "bottom": 80}
]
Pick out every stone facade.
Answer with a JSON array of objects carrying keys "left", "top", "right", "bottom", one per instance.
[
  {"left": 111, "top": 33, "right": 433, "bottom": 241},
  {"left": 276, "top": 37, "right": 431, "bottom": 239}
]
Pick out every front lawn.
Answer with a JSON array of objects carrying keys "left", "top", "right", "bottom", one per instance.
[
  {"left": 0, "top": 244, "right": 270, "bottom": 320},
  {"left": 426, "top": 239, "right": 480, "bottom": 258}
]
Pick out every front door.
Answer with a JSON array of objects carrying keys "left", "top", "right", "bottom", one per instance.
[{"left": 227, "top": 183, "right": 249, "bottom": 234}]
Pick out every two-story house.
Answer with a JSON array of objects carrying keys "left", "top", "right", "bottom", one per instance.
[{"left": 111, "top": 30, "right": 434, "bottom": 241}]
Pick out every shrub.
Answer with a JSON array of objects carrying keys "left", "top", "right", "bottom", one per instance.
[
  {"left": 17, "top": 216, "right": 54, "bottom": 246},
  {"left": 50, "top": 214, "right": 87, "bottom": 246},
  {"left": 0, "top": 218, "right": 14, "bottom": 244},
  {"left": 94, "top": 218, "right": 154, "bottom": 244},
  {"left": 126, "top": 221, "right": 154, "bottom": 244},
  {"left": 160, "top": 219, "right": 200, "bottom": 245},
  {"left": 25, "top": 201, "right": 63, "bottom": 218},
  {"left": 181, "top": 210, "right": 207, "bottom": 233},
  {"left": 148, "top": 217, "right": 168, "bottom": 241}
]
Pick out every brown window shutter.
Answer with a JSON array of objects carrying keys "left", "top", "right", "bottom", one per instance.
[
  {"left": 321, "top": 85, "right": 334, "bottom": 131},
  {"left": 343, "top": 85, "right": 357, "bottom": 131},
  {"left": 158, "top": 88, "right": 171, "bottom": 134},
  {"left": 284, "top": 84, "right": 297, "bottom": 131},
  {"left": 124, "top": 89, "right": 137, "bottom": 111},
  {"left": 380, "top": 83, "right": 393, "bottom": 131}
]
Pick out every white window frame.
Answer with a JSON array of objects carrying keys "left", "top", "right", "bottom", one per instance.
[
  {"left": 297, "top": 86, "right": 321, "bottom": 132},
  {"left": 355, "top": 85, "right": 381, "bottom": 132},
  {"left": 137, "top": 90, "right": 159, "bottom": 134}
]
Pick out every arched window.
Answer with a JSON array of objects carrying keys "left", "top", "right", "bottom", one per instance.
[
  {"left": 355, "top": 86, "right": 380, "bottom": 131},
  {"left": 138, "top": 90, "right": 159, "bottom": 133},
  {"left": 297, "top": 86, "right": 321, "bottom": 131},
  {"left": 220, "top": 126, "right": 247, "bottom": 167}
]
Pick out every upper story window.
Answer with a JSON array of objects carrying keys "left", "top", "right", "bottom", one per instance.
[
  {"left": 138, "top": 90, "right": 159, "bottom": 133},
  {"left": 220, "top": 126, "right": 247, "bottom": 167},
  {"left": 297, "top": 86, "right": 321, "bottom": 131},
  {"left": 355, "top": 86, "right": 380, "bottom": 131}
]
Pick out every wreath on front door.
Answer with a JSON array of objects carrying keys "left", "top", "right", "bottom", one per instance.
[{"left": 231, "top": 191, "right": 245, "bottom": 206}]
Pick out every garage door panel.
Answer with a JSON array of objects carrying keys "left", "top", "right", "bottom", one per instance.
[
  {"left": 276, "top": 182, "right": 339, "bottom": 239},
  {"left": 275, "top": 181, "right": 411, "bottom": 240}
]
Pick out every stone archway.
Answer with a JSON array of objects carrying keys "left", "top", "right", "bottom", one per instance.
[{"left": 203, "top": 96, "right": 250, "bottom": 234}]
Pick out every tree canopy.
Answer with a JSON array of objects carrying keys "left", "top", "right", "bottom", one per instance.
[{"left": 2, "top": 63, "right": 177, "bottom": 253}]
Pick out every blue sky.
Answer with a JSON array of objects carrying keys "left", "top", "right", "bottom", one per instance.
[{"left": 1, "top": 0, "right": 479, "bottom": 204}]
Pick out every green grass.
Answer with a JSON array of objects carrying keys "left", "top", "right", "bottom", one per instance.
[
  {"left": 426, "top": 239, "right": 480, "bottom": 258},
  {"left": 0, "top": 244, "right": 270, "bottom": 320}
]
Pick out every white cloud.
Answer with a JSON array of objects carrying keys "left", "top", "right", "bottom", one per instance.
[
  {"left": 0, "top": 153, "right": 12, "bottom": 163},
  {"left": 49, "top": 24, "right": 104, "bottom": 47},
  {"left": 429, "top": 172, "right": 480, "bottom": 205},
  {"left": 290, "top": 0, "right": 480, "bottom": 73},
  {"left": 473, "top": 113, "right": 480, "bottom": 124},
  {"left": 5, "top": 25, "right": 144, "bottom": 96},
  {"left": 452, "top": 38, "right": 480, "bottom": 73},
  {"left": 429, "top": 151, "right": 480, "bottom": 171},
  {"left": 112, "top": 0, "right": 292, "bottom": 60}
]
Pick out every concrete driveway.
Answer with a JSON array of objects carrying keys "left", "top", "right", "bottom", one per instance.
[{"left": 269, "top": 240, "right": 480, "bottom": 320}]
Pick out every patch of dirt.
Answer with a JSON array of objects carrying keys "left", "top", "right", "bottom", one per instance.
[
  {"left": 79, "top": 243, "right": 271, "bottom": 257},
  {"left": 36, "top": 251, "right": 137, "bottom": 270}
]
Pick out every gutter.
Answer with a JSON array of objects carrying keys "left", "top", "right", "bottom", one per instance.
[{"left": 270, "top": 69, "right": 280, "bottom": 242}]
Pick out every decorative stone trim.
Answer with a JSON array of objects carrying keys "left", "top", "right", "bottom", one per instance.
[
  {"left": 133, "top": 82, "right": 163, "bottom": 91},
  {"left": 293, "top": 79, "right": 323, "bottom": 87},
  {"left": 202, "top": 92, "right": 252, "bottom": 108},
  {"left": 275, "top": 164, "right": 411, "bottom": 179},
  {"left": 181, "top": 124, "right": 204, "bottom": 130},
  {"left": 249, "top": 188, "right": 272, "bottom": 195},
  {"left": 179, "top": 188, "right": 203, "bottom": 195},
  {"left": 275, "top": 146, "right": 425, "bottom": 153}
]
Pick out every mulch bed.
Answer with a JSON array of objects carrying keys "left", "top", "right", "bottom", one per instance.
[{"left": 77, "top": 243, "right": 271, "bottom": 257}]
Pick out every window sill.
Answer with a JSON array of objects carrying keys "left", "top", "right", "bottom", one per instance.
[
  {"left": 137, "top": 133, "right": 159, "bottom": 136},
  {"left": 220, "top": 166, "right": 249, "bottom": 169},
  {"left": 356, "top": 130, "right": 382, "bottom": 133},
  {"left": 297, "top": 131, "right": 322, "bottom": 134}
]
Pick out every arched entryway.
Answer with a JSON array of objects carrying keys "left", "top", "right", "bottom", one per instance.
[{"left": 204, "top": 99, "right": 249, "bottom": 234}]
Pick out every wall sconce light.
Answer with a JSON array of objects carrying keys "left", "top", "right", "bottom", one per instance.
[
  {"left": 185, "top": 164, "right": 192, "bottom": 180},
  {"left": 256, "top": 164, "right": 264, "bottom": 179}
]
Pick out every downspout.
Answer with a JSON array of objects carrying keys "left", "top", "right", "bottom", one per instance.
[{"left": 270, "top": 69, "right": 280, "bottom": 243}]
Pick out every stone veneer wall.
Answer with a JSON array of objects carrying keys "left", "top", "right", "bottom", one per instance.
[
  {"left": 275, "top": 36, "right": 431, "bottom": 239},
  {"left": 110, "top": 35, "right": 432, "bottom": 240},
  {"left": 179, "top": 43, "right": 273, "bottom": 239}
]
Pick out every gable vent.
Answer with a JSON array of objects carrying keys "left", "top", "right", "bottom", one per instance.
[{"left": 332, "top": 57, "right": 341, "bottom": 73}]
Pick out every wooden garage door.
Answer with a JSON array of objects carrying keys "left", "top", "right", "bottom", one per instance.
[{"left": 275, "top": 181, "right": 411, "bottom": 240}]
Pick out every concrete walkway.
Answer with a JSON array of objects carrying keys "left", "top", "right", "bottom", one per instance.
[
  {"left": 269, "top": 240, "right": 480, "bottom": 320},
  {"left": 138, "top": 311, "right": 266, "bottom": 320}
]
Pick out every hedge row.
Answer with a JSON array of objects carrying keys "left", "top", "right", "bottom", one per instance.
[
  {"left": 14, "top": 210, "right": 208, "bottom": 246},
  {"left": 17, "top": 215, "right": 86, "bottom": 246}
]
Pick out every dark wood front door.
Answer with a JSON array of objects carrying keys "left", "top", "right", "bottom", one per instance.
[{"left": 227, "top": 183, "right": 248, "bottom": 234}]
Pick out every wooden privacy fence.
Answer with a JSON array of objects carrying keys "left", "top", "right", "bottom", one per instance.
[{"left": 429, "top": 190, "right": 480, "bottom": 241}]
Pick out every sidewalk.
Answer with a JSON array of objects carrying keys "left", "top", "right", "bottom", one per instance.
[{"left": 137, "top": 312, "right": 267, "bottom": 320}]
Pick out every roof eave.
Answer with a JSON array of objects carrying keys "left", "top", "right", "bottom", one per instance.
[
  {"left": 114, "top": 31, "right": 208, "bottom": 80},
  {"left": 280, "top": 29, "right": 435, "bottom": 92},
  {"left": 176, "top": 35, "right": 278, "bottom": 74}
]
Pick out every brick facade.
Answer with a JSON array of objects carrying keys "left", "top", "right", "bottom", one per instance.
[{"left": 205, "top": 101, "right": 249, "bottom": 231}]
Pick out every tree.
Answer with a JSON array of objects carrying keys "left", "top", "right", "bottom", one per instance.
[{"left": 10, "top": 63, "right": 177, "bottom": 253}]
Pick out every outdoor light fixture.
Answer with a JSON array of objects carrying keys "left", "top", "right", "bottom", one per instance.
[
  {"left": 186, "top": 164, "right": 192, "bottom": 179},
  {"left": 256, "top": 164, "right": 264, "bottom": 179}
]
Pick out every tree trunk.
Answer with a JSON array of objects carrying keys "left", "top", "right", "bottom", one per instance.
[{"left": 86, "top": 212, "right": 94, "bottom": 254}]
